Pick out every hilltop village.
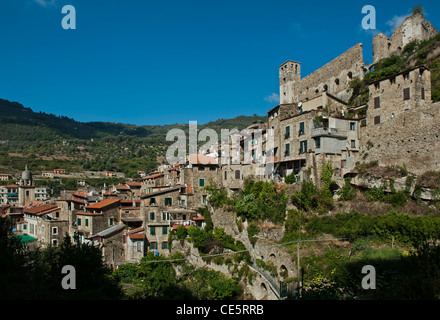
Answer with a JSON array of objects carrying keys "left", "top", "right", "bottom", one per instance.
[{"left": 2, "top": 12, "right": 440, "bottom": 299}]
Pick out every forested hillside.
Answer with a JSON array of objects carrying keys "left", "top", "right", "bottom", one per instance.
[{"left": 0, "top": 98, "right": 267, "bottom": 176}]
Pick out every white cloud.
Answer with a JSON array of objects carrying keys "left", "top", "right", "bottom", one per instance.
[
  {"left": 264, "top": 93, "right": 280, "bottom": 104},
  {"left": 34, "top": 0, "right": 57, "bottom": 7},
  {"left": 385, "top": 14, "right": 410, "bottom": 36}
]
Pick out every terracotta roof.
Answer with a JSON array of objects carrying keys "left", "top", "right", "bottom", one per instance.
[
  {"left": 115, "top": 184, "right": 130, "bottom": 190},
  {"left": 23, "top": 203, "right": 59, "bottom": 216},
  {"left": 25, "top": 201, "right": 44, "bottom": 208},
  {"left": 86, "top": 198, "right": 120, "bottom": 210},
  {"left": 125, "top": 181, "right": 142, "bottom": 187},
  {"left": 127, "top": 226, "right": 144, "bottom": 234},
  {"left": 72, "top": 192, "right": 88, "bottom": 198},
  {"left": 189, "top": 154, "right": 218, "bottom": 165},
  {"left": 103, "top": 191, "right": 117, "bottom": 196},
  {"left": 143, "top": 173, "right": 164, "bottom": 180},
  {"left": 129, "top": 233, "right": 145, "bottom": 240}
]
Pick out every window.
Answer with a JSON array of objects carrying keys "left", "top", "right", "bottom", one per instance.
[
  {"left": 52, "top": 239, "right": 58, "bottom": 246},
  {"left": 162, "top": 212, "right": 169, "bottom": 220},
  {"left": 403, "top": 88, "right": 410, "bottom": 101},
  {"left": 374, "top": 82, "right": 380, "bottom": 90},
  {"left": 198, "top": 167, "right": 205, "bottom": 171},
  {"left": 77, "top": 217, "right": 81, "bottom": 226},
  {"left": 350, "top": 122, "right": 356, "bottom": 131},
  {"left": 199, "top": 178, "right": 205, "bottom": 187},
  {"left": 374, "top": 97, "right": 380, "bottom": 109},
  {"left": 285, "top": 143, "right": 290, "bottom": 156},
  {"left": 136, "top": 241, "right": 142, "bottom": 252},
  {"left": 390, "top": 77, "right": 396, "bottom": 84},
  {"left": 150, "top": 226, "right": 156, "bottom": 236},
  {"left": 209, "top": 167, "right": 216, "bottom": 171},
  {"left": 403, "top": 72, "right": 410, "bottom": 80},
  {"left": 202, "top": 195, "right": 207, "bottom": 204},
  {"left": 421, "top": 87, "right": 425, "bottom": 100},
  {"left": 351, "top": 140, "right": 356, "bottom": 148},
  {"left": 315, "top": 137, "right": 321, "bottom": 149},
  {"left": 150, "top": 242, "right": 157, "bottom": 250},
  {"left": 150, "top": 198, "right": 156, "bottom": 205},
  {"left": 165, "top": 197, "right": 172, "bottom": 206},
  {"left": 52, "top": 227, "right": 58, "bottom": 235},
  {"left": 85, "top": 218, "right": 89, "bottom": 227},
  {"left": 150, "top": 212, "right": 155, "bottom": 221},
  {"left": 300, "top": 141, "right": 308, "bottom": 153},
  {"left": 109, "top": 218, "right": 114, "bottom": 226},
  {"left": 162, "top": 242, "right": 168, "bottom": 250},
  {"left": 235, "top": 170, "right": 241, "bottom": 180},
  {"left": 285, "top": 126, "right": 290, "bottom": 138},
  {"left": 374, "top": 116, "right": 381, "bottom": 125},
  {"left": 162, "top": 226, "right": 168, "bottom": 235},
  {"left": 299, "top": 122, "right": 305, "bottom": 135},
  {"left": 224, "top": 170, "right": 227, "bottom": 180}
]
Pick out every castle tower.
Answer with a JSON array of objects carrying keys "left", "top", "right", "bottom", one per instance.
[
  {"left": 279, "top": 60, "right": 301, "bottom": 104},
  {"left": 18, "top": 165, "right": 35, "bottom": 207}
]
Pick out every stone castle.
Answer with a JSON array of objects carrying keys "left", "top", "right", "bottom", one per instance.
[{"left": 266, "top": 12, "right": 439, "bottom": 189}]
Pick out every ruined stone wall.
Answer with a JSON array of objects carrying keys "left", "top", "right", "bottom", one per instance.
[
  {"left": 286, "top": 43, "right": 365, "bottom": 104},
  {"left": 373, "top": 13, "right": 438, "bottom": 63}
]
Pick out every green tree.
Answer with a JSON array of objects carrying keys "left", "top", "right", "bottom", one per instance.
[{"left": 137, "top": 252, "right": 178, "bottom": 298}]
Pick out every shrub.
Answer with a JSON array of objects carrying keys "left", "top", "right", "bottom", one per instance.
[{"left": 337, "top": 177, "right": 356, "bottom": 201}]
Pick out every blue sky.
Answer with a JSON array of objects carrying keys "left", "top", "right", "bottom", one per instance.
[{"left": 0, "top": 0, "right": 439, "bottom": 125}]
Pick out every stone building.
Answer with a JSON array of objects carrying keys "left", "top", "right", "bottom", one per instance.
[
  {"left": 359, "top": 65, "right": 439, "bottom": 175},
  {"left": 22, "top": 203, "right": 68, "bottom": 247},
  {"left": 74, "top": 198, "right": 121, "bottom": 243}
]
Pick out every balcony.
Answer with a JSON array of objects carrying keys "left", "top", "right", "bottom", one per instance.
[{"left": 311, "top": 127, "right": 347, "bottom": 139}]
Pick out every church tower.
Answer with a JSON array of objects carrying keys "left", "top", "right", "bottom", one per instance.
[
  {"left": 279, "top": 60, "right": 301, "bottom": 105},
  {"left": 18, "top": 165, "right": 35, "bottom": 207}
]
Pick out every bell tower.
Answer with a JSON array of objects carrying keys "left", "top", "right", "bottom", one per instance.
[
  {"left": 279, "top": 60, "right": 301, "bottom": 104},
  {"left": 18, "top": 165, "right": 35, "bottom": 207}
]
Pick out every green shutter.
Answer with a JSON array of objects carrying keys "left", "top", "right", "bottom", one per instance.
[
  {"left": 162, "top": 226, "right": 168, "bottom": 235},
  {"left": 85, "top": 218, "right": 89, "bottom": 227},
  {"left": 77, "top": 218, "right": 81, "bottom": 226},
  {"left": 199, "top": 178, "right": 205, "bottom": 187},
  {"left": 150, "top": 226, "right": 155, "bottom": 235}
]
